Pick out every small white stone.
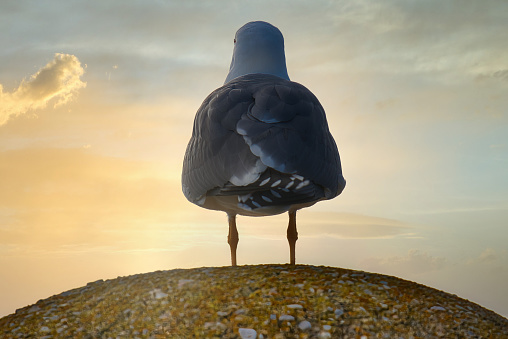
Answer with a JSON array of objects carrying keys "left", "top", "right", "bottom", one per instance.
[
  {"left": 318, "top": 331, "right": 332, "bottom": 338},
  {"left": 279, "top": 314, "right": 295, "bottom": 321},
  {"left": 151, "top": 289, "right": 167, "bottom": 299},
  {"left": 270, "top": 314, "right": 277, "bottom": 321},
  {"left": 323, "top": 325, "right": 331, "bottom": 331},
  {"left": 238, "top": 328, "right": 257, "bottom": 339},
  {"left": 431, "top": 306, "right": 446, "bottom": 311},
  {"left": 298, "top": 320, "right": 312, "bottom": 330},
  {"left": 334, "top": 308, "right": 344, "bottom": 317},
  {"left": 217, "top": 311, "right": 228, "bottom": 317},
  {"left": 287, "top": 304, "right": 303, "bottom": 309},
  {"left": 40, "top": 326, "right": 50, "bottom": 333}
]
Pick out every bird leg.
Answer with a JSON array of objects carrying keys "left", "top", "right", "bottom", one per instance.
[
  {"left": 227, "top": 213, "right": 239, "bottom": 266},
  {"left": 287, "top": 210, "right": 298, "bottom": 265}
]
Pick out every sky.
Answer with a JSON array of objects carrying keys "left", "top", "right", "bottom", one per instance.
[{"left": 0, "top": 0, "right": 507, "bottom": 319}]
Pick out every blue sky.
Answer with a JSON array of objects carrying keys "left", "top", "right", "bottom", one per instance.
[{"left": 0, "top": 0, "right": 507, "bottom": 318}]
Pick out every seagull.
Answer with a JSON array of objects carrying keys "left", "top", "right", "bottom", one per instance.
[{"left": 182, "top": 21, "right": 345, "bottom": 266}]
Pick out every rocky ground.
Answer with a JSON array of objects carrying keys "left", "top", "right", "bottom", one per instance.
[{"left": 1, "top": 264, "right": 507, "bottom": 338}]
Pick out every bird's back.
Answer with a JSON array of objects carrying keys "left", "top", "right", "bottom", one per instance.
[{"left": 182, "top": 74, "right": 345, "bottom": 216}]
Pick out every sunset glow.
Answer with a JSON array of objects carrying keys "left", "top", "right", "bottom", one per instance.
[{"left": 1, "top": 1, "right": 507, "bottom": 318}]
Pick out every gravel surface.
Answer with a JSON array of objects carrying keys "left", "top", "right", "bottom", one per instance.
[{"left": 1, "top": 264, "right": 507, "bottom": 338}]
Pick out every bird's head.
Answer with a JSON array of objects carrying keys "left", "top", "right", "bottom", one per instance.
[{"left": 225, "top": 21, "right": 290, "bottom": 84}]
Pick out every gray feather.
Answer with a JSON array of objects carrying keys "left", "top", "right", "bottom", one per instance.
[{"left": 182, "top": 73, "right": 345, "bottom": 207}]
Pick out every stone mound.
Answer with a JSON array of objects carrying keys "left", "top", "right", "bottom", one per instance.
[{"left": 1, "top": 265, "right": 507, "bottom": 338}]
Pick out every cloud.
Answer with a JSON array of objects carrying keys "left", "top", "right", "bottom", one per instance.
[
  {"left": 467, "top": 248, "right": 508, "bottom": 268},
  {"left": 239, "top": 211, "right": 414, "bottom": 240},
  {"left": 361, "top": 249, "right": 446, "bottom": 276},
  {"left": 476, "top": 69, "right": 508, "bottom": 83},
  {"left": 0, "top": 53, "right": 86, "bottom": 126}
]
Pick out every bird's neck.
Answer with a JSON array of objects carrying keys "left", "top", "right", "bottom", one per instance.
[{"left": 224, "top": 45, "right": 290, "bottom": 84}]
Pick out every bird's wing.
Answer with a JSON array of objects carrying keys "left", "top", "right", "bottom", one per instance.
[
  {"left": 236, "top": 74, "right": 345, "bottom": 199},
  {"left": 182, "top": 79, "right": 264, "bottom": 204},
  {"left": 182, "top": 74, "right": 345, "bottom": 205}
]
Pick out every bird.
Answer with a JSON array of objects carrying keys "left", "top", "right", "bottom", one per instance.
[{"left": 182, "top": 21, "right": 345, "bottom": 266}]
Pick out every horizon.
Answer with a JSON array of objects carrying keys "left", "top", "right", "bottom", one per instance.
[{"left": 1, "top": 1, "right": 507, "bottom": 319}]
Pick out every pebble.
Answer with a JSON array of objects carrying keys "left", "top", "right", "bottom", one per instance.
[
  {"left": 151, "top": 289, "right": 167, "bottom": 299},
  {"left": 27, "top": 306, "right": 40, "bottom": 314},
  {"left": 431, "top": 306, "right": 446, "bottom": 311},
  {"left": 279, "top": 314, "right": 295, "bottom": 321},
  {"left": 298, "top": 320, "right": 312, "bottom": 330},
  {"left": 287, "top": 304, "right": 303, "bottom": 309},
  {"left": 239, "top": 328, "right": 257, "bottom": 339}
]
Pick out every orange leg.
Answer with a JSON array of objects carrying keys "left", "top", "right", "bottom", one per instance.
[
  {"left": 227, "top": 214, "right": 239, "bottom": 266},
  {"left": 287, "top": 210, "right": 298, "bottom": 265}
]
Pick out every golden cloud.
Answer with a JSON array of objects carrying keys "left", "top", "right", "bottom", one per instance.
[{"left": 0, "top": 53, "right": 86, "bottom": 126}]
